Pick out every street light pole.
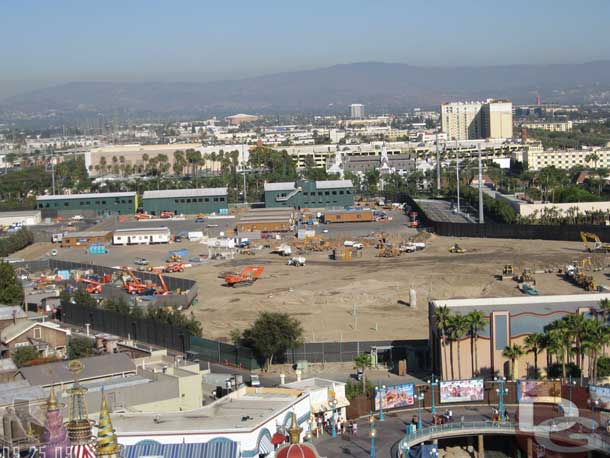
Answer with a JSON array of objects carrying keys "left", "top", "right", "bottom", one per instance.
[
  {"left": 495, "top": 376, "right": 508, "bottom": 422},
  {"left": 375, "top": 383, "right": 386, "bottom": 421},
  {"left": 416, "top": 388, "right": 424, "bottom": 431},
  {"left": 568, "top": 376, "right": 576, "bottom": 416},
  {"left": 427, "top": 374, "right": 437, "bottom": 414},
  {"left": 330, "top": 398, "right": 338, "bottom": 438},
  {"left": 369, "top": 413, "right": 376, "bottom": 458},
  {"left": 435, "top": 133, "right": 441, "bottom": 194}
]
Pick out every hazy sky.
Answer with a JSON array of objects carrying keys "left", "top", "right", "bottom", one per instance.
[{"left": 2, "top": 0, "right": 609, "bottom": 99}]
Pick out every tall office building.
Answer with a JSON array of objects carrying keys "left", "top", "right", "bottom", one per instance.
[
  {"left": 350, "top": 103, "right": 365, "bottom": 119},
  {"left": 441, "top": 99, "right": 513, "bottom": 140}
]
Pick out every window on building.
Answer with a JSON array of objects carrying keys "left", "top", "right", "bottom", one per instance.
[
  {"left": 33, "top": 327, "right": 42, "bottom": 339},
  {"left": 186, "top": 199, "right": 191, "bottom": 203},
  {"left": 95, "top": 201, "right": 100, "bottom": 205},
  {"left": 346, "top": 190, "right": 351, "bottom": 194},
  {"left": 219, "top": 197, "right": 225, "bottom": 202},
  {"left": 205, "top": 198, "right": 209, "bottom": 202},
  {"left": 80, "top": 202, "right": 84, "bottom": 206},
  {"left": 45, "top": 203, "right": 50, "bottom": 208},
  {"left": 339, "top": 191, "right": 344, "bottom": 195},
  {"left": 102, "top": 200, "right": 106, "bottom": 204},
  {"left": 180, "top": 199, "right": 185, "bottom": 203},
  {"left": 128, "top": 199, "right": 132, "bottom": 203},
  {"left": 325, "top": 191, "right": 330, "bottom": 195},
  {"left": 332, "top": 191, "right": 337, "bottom": 195},
  {"left": 38, "top": 204, "right": 43, "bottom": 209},
  {"left": 214, "top": 197, "right": 218, "bottom": 202},
  {"left": 198, "top": 198, "right": 203, "bottom": 202},
  {"left": 64, "top": 202, "right": 69, "bottom": 207},
  {"left": 175, "top": 199, "right": 179, "bottom": 203}
]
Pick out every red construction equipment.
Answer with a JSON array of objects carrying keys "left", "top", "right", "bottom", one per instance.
[
  {"left": 160, "top": 211, "right": 174, "bottom": 219},
  {"left": 120, "top": 267, "right": 154, "bottom": 295},
  {"left": 79, "top": 278, "right": 102, "bottom": 294},
  {"left": 224, "top": 266, "right": 265, "bottom": 287},
  {"left": 135, "top": 213, "right": 153, "bottom": 220},
  {"left": 163, "top": 262, "right": 186, "bottom": 273},
  {"left": 156, "top": 272, "right": 169, "bottom": 295}
]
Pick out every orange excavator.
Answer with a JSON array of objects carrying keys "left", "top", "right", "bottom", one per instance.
[
  {"left": 224, "top": 266, "right": 265, "bottom": 287},
  {"left": 79, "top": 278, "right": 103, "bottom": 294},
  {"left": 163, "top": 262, "right": 187, "bottom": 273},
  {"left": 120, "top": 267, "right": 155, "bottom": 295},
  {"left": 155, "top": 272, "right": 170, "bottom": 295}
]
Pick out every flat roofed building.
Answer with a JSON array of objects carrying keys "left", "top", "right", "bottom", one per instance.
[
  {"left": 524, "top": 147, "right": 610, "bottom": 171},
  {"left": 264, "top": 180, "right": 354, "bottom": 208},
  {"left": 36, "top": 192, "right": 137, "bottom": 216},
  {"left": 142, "top": 188, "right": 228, "bottom": 215},
  {"left": 112, "top": 386, "right": 311, "bottom": 458},
  {"left": 429, "top": 293, "right": 610, "bottom": 380},
  {"left": 0, "top": 210, "right": 41, "bottom": 227},
  {"left": 60, "top": 230, "right": 112, "bottom": 248},
  {"left": 521, "top": 121, "right": 573, "bottom": 132},
  {"left": 441, "top": 99, "right": 513, "bottom": 140},
  {"left": 113, "top": 227, "right": 171, "bottom": 245},
  {"left": 224, "top": 113, "right": 259, "bottom": 125}
]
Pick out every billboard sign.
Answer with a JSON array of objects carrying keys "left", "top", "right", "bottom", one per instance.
[
  {"left": 517, "top": 380, "right": 561, "bottom": 402},
  {"left": 590, "top": 385, "right": 610, "bottom": 410},
  {"left": 440, "top": 379, "right": 485, "bottom": 403},
  {"left": 374, "top": 383, "right": 414, "bottom": 410}
]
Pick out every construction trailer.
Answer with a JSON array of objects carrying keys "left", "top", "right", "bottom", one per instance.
[
  {"left": 322, "top": 209, "right": 375, "bottom": 224},
  {"left": 264, "top": 179, "right": 354, "bottom": 208},
  {"left": 36, "top": 192, "right": 137, "bottom": 217},
  {"left": 112, "top": 227, "right": 171, "bottom": 245},
  {"left": 141, "top": 187, "right": 228, "bottom": 215},
  {"left": 236, "top": 216, "right": 293, "bottom": 233},
  {"left": 60, "top": 231, "right": 112, "bottom": 248}
]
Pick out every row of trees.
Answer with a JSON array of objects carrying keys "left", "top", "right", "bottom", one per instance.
[
  {"left": 0, "top": 228, "right": 33, "bottom": 258},
  {"left": 434, "top": 300, "right": 610, "bottom": 382},
  {"left": 528, "top": 122, "right": 610, "bottom": 149},
  {"left": 0, "top": 262, "right": 25, "bottom": 305}
]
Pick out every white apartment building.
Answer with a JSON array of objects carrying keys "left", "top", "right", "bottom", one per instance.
[
  {"left": 521, "top": 121, "right": 573, "bottom": 132},
  {"left": 524, "top": 147, "right": 610, "bottom": 171},
  {"left": 441, "top": 99, "right": 513, "bottom": 140},
  {"left": 350, "top": 103, "right": 365, "bottom": 119}
]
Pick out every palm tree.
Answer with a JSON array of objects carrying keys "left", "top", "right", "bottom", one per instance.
[
  {"left": 449, "top": 315, "right": 469, "bottom": 380},
  {"left": 465, "top": 310, "right": 487, "bottom": 377},
  {"left": 502, "top": 344, "right": 524, "bottom": 380},
  {"left": 354, "top": 353, "right": 372, "bottom": 394},
  {"left": 524, "top": 333, "right": 544, "bottom": 379},
  {"left": 433, "top": 306, "right": 452, "bottom": 380}
]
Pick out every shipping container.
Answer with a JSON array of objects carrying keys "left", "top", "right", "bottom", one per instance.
[{"left": 322, "top": 210, "right": 375, "bottom": 224}]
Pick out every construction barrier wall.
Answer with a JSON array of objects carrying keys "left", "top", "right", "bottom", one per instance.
[
  {"left": 61, "top": 302, "right": 191, "bottom": 352},
  {"left": 190, "top": 336, "right": 262, "bottom": 370},
  {"left": 389, "top": 192, "right": 610, "bottom": 242}
]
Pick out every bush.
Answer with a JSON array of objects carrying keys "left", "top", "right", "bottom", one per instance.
[
  {"left": 0, "top": 228, "right": 34, "bottom": 257},
  {"left": 345, "top": 379, "right": 374, "bottom": 400},
  {"left": 547, "top": 362, "right": 581, "bottom": 379},
  {"left": 68, "top": 336, "right": 94, "bottom": 359},
  {"left": 597, "top": 356, "right": 610, "bottom": 378},
  {"left": 12, "top": 346, "right": 41, "bottom": 367}
]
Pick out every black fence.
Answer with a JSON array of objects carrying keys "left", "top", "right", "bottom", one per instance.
[
  {"left": 62, "top": 302, "right": 191, "bottom": 352},
  {"left": 389, "top": 192, "right": 610, "bottom": 243},
  {"left": 189, "top": 336, "right": 430, "bottom": 372}
]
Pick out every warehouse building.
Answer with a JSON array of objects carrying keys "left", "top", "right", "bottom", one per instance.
[
  {"left": 0, "top": 210, "right": 42, "bottom": 227},
  {"left": 264, "top": 180, "right": 354, "bottom": 208},
  {"left": 142, "top": 188, "right": 228, "bottom": 215},
  {"left": 113, "top": 227, "right": 171, "bottom": 245},
  {"left": 36, "top": 192, "right": 137, "bottom": 216},
  {"left": 60, "top": 231, "right": 112, "bottom": 248}
]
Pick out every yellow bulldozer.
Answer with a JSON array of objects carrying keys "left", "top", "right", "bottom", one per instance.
[
  {"left": 580, "top": 232, "right": 610, "bottom": 253},
  {"left": 377, "top": 244, "right": 400, "bottom": 257},
  {"left": 449, "top": 244, "right": 466, "bottom": 254}
]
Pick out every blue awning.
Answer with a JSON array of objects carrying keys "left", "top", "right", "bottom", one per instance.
[{"left": 123, "top": 440, "right": 238, "bottom": 458}]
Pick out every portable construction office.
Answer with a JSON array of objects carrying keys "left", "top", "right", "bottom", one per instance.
[{"left": 113, "top": 227, "right": 171, "bottom": 245}]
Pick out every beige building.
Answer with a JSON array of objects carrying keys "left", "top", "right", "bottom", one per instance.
[
  {"left": 521, "top": 121, "right": 573, "bottom": 132},
  {"left": 441, "top": 99, "right": 513, "bottom": 140},
  {"left": 224, "top": 113, "right": 259, "bottom": 125},
  {"left": 524, "top": 147, "right": 610, "bottom": 171}
]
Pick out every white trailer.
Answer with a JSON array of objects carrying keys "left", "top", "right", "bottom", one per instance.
[{"left": 113, "top": 227, "right": 171, "bottom": 245}]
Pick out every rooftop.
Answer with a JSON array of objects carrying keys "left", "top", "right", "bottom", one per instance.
[
  {"left": 37, "top": 192, "right": 136, "bottom": 201},
  {"left": 0, "top": 381, "right": 46, "bottom": 407},
  {"left": 114, "top": 227, "right": 170, "bottom": 234},
  {"left": 142, "top": 188, "right": 228, "bottom": 199},
  {"left": 18, "top": 353, "right": 136, "bottom": 387},
  {"left": 112, "top": 387, "right": 306, "bottom": 435},
  {"left": 282, "top": 377, "right": 345, "bottom": 390},
  {"left": 315, "top": 180, "right": 353, "bottom": 189},
  {"left": 0, "top": 210, "right": 41, "bottom": 218},
  {"left": 63, "top": 231, "right": 111, "bottom": 238},
  {"left": 264, "top": 182, "right": 295, "bottom": 192},
  {"left": 431, "top": 293, "right": 610, "bottom": 316},
  {"left": 0, "top": 306, "right": 28, "bottom": 321}
]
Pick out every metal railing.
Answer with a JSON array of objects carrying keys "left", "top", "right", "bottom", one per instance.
[{"left": 401, "top": 420, "right": 516, "bottom": 446}]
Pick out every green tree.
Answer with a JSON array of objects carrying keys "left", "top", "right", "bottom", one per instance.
[
  {"left": 239, "top": 312, "right": 303, "bottom": 371},
  {"left": 0, "top": 262, "right": 25, "bottom": 305},
  {"left": 466, "top": 310, "right": 487, "bottom": 377},
  {"left": 354, "top": 352, "right": 372, "bottom": 394},
  {"left": 502, "top": 344, "right": 524, "bottom": 380},
  {"left": 433, "top": 306, "right": 452, "bottom": 380},
  {"left": 12, "top": 346, "right": 40, "bottom": 367},
  {"left": 524, "top": 333, "right": 545, "bottom": 379},
  {"left": 67, "top": 336, "right": 94, "bottom": 359},
  {"left": 449, "top": 315, "right": 469, "bottom": 379}
]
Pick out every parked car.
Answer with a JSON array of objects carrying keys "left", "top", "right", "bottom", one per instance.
[
  {"left": 134, "top": 257, "right": 149, "bottom": 266},
  {"left": 50, "top": 249, "right": 58, "bottom": 256},
  {"left": 195, "top": 217, "right": 205, "bottom": 223},
  {"left": 174, "top": 235, "right": 184, "bottom": 243}
]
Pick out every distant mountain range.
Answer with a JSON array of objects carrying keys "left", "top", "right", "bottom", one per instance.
[{"left": 2, "top": 61, "right": 610, "bottom": 118}]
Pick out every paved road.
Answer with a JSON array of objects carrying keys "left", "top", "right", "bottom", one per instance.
[{"left": 415, "top": 199, "right": 476, "bottom": 224}]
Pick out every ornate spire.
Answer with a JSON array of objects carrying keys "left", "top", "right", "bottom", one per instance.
[
  {"left": 65, "top": 360, "right": 93, "bottom": 445},
  {"left": 40, "top": 387, "right": 70, "bottom": 458},
  {"left": 96, "top": 395, "right": 122, "bottom": 458},
  {"left": 287, "top": 412, "right": 302, "bottom": 445}
]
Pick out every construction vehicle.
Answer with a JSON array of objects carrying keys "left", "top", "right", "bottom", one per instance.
[
  {"left": 135, "top": 213, "right": 153, "bottom": 220},
  {"left": 271, "top": 244, "right": 292, "bottom": 256},
  {"left": 497, "top": 264, "right": 514, "bottom": 281},
  {"left": 163, "top": 262, "right": 187, "bottom": 273},
  {"left": 515, "top": 268, "right": 536, "bottom": 285},
  {"left": 564, "top": 263, "right": 597, "bottom": 291},
  {"left": 449, "top": 244, "right": 466, "bottom": 254},
  {"left": 287, "top": 256, "right": 306, "bottom": 266},
  {"left": 79, "top": 278, "right": 103, "bottom": 294},
  {"left": 155, "top": 272, "right": 170, "bottom": 295},
  {"left": 160, "top": 211, "right": 175, "bottom": 219},
  {"left": 119, "top": 268, "right": 155, "bottom": 295},
  {"left": 240, "top": 248, "right": 256, "bottom": 255},
  {"left": 224, "top": 266, "right": 265, "bottom": 287},
  {"left": 377, "top": 244, "right": 400, "bottom": 257},
  {"left": 580, "top": 232, "right": 610, "bottom": 253}
]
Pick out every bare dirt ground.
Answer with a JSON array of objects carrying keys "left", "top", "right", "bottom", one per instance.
[{"left": 13, "top": 220, "right": 610, "bottom": 343}]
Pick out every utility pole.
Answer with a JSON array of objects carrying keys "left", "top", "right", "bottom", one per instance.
[
  {"left": 51, "top": 153, "right": 56, "bottom": 195},
  {"left": 455, "top": 152, "right": 460, "bottom": 214},
  {"left": 478, "top": 147, "right": 484, "bottom": 224},
  {"left": 242, "top": 144, "right": 247, "bottom": 204},
  {"left": 435, "top": 133, "right": 441, "bottom": 194}
]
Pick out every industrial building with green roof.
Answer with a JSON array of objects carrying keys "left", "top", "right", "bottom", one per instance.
[
  {"left": 36, "top": 192, "right": 137, "bottom": 216},
  {"left": 141, "top": 188, "right": 228, "bottom": 215},
  {"left": 264, "top": 180, "right": 354, "bottom": 208}
]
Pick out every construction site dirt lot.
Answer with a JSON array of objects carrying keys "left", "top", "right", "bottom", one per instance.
[{"left": 14, "top": 228, "right": 610, "bottom": 343}]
